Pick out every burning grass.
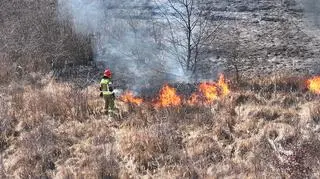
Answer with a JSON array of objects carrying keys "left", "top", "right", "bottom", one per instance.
[
  {"left": 120, "top": 91, "right": 143, "bottom": 105},
  {"left": 307, "top": 76, "right": 320, "bottom": 94},
  {"left": 154, "top": 84, "right": 182, "bottom": 108},
  {"left": 1, "top": 75, "right": 320, "bottom": 178},
  {"left": 120, "top": 74, "right": 231, "bottom": 107}
]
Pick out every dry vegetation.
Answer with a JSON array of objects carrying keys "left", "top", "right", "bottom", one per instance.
[
  {"left": 2, "top": 0, "right": 320, "bottom": 178},
  {"left": 0, "top": 0, "right": 93, "bottom": 85},
  {"left": 1, "top": 76, "right": 320, "bottom": 178}
]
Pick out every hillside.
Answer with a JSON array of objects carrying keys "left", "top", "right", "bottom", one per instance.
[
  {"left": 56, "top": 0, "right": 320, "bottom": 84},
  {"left": 1, "top": 0, "right": 320, "bottom": 178}
]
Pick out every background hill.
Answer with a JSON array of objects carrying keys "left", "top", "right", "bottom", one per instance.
[
  {"left": 1, "top": 0, "right": 320, "bottom": 87},
  {"left": 1, "top": 0, "right": 320, "bottom": 178}
]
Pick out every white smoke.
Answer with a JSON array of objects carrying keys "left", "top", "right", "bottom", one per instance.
[
  {"left": 57, "top": 0, "right": 105, "bottom": 34},
  {"left": 301, "top": 0, "right": 320, "bottom": 28},
  {"left": 57, "top": 0, "right": 187, "bottom": 91}
]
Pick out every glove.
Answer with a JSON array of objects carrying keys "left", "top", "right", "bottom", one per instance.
[{"left": 109, "top": 86, "right": 114, "bottom": 92}]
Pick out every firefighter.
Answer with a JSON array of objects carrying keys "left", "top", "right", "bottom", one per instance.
[{"left": 100, "top": 68, "right": 115, "bottom": 115}]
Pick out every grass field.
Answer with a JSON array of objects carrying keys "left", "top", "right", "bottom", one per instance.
[{"left": 1, "top": 75, "right": 320, "bottom": 178}]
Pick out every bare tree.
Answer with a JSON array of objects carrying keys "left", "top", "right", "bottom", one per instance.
[
  {"left": 225, "top": 28, "right": 242, "bottom": 83},
  {"left": 155, "top": 0, "right": 221, "bottom": 79}
]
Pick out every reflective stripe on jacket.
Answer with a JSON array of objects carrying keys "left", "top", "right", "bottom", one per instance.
[{"left": 100, "top": 78, "right": 113, "bottom": 95}]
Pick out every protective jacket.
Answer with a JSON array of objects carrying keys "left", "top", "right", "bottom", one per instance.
[{"left": 100, "top": 78, "right": 113, "bottom": 95}]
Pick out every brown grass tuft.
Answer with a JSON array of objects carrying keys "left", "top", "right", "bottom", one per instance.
[
  {"left": 310, "top": 104, "right": 320, "bottom": 124},
  {"left": 253, "top": 108, "right": 281, "bottom": 121},
  {"left": 117, "top": 122, "right": 183, "bottom": 174}
]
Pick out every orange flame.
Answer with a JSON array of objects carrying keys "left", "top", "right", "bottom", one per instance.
[
  {"left": 188, "top": 74, "right": 230, "bottom": 105},
  {"left": 121, "top": 74, "right": 229, "bottom": 107},
  {"left": 307, "top": 76, "right": 320, "bottom": 94},
  {"left": 155, "top": 84, "right": 182, "bottom": 108},
  {"left": 187, "top": 93, "right": 200, "bottom": 105},
  {"left": 199, "top": 82, "right": 219, "bottom": 103},
  {"left": 120, "top": 91, "right": 143, "bottom": 105},
  {"left": 218, "top": 74, "right": 230, "bottom": 97}
]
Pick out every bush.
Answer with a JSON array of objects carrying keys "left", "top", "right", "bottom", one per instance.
[
  {"left": 0, "top": 0, "right": 93, "bottom": 84},
  {"left": 9, "top": 82, "right": 91, "bottom": 132}
]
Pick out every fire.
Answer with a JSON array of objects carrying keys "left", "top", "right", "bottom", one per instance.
[
  {"left": 218, "top": 74, "right": 230, "bottom": 97},
  {"left": 188, "top": 74, "right": 230, "bottom": 105},
  {"left": 155, "top": 84, "right": 182, "bottom": 108},
  {"left": 120, "top": 91, "right": 143, "bottom": 105},
  {"left": 120, "top": 74, "right": 230, "bottom": 107},
  {"left": 187, "top": 93, "right": 199, "bottom": 105},
  {"left": 307, "top": 76, "right": 320, "bottom": 94},
  {"left": 199, "top": 82, "right": 219, "bottom": 103}
]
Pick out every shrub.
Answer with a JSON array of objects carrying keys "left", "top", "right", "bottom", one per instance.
[{"left": 0, "top": 0, "right": 93, "bottom": 84}]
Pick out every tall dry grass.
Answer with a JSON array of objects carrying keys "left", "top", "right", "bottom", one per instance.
[
  {"left": 0, "top": 0, "right": 93, "bottom": 85},
  {"left": 1, "top": 76, "right": 320, "bottom": 178}
]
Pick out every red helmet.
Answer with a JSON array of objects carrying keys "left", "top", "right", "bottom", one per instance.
[{"left": 104, "top": 69, "right": 112, "bottom": 78}]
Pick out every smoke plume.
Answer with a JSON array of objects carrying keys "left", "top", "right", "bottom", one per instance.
[
  {"left": 57, "top": 0, "right": 187, "bottom": 91},
  {"left": 302, "top": 0, "right": 320, "bottom": 27}
]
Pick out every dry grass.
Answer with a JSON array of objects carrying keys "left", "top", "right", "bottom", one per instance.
[
  {"left": 1, "top": 77, "right": 320, "bottom": 178},
  {"left": 310, "top": 103, "right": 320, "bottom": 124},
  {"left": 0, "top": 0, "right": 93, "bottom": 86}
]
